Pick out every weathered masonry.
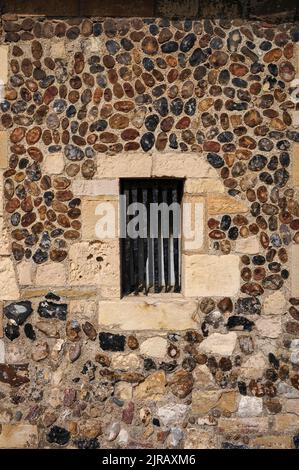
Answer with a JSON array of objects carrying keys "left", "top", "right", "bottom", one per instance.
[{"left": 0, "top": 0, "right": 299, "bottom": 450}]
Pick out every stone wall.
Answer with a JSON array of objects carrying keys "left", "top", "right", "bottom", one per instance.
[{"left": 0, "top": 10, "right": 299, "bottom": 449}]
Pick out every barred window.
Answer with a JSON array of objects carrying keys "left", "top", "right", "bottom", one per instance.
[{"left": 120, "top": 178, "right": 184, "bottom": 296}]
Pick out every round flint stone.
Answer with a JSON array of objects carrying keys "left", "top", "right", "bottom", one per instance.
[{"left": 4, "top": 301, "right": 33, "bottom": 325}]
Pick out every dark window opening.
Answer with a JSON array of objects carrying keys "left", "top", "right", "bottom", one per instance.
[{"left": 120, "top": 178, "right": 184, "bottom": 296}]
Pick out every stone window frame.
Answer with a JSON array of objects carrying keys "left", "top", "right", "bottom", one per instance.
[{"left": 75, "top": 152, "right": 247, "bottom": 331}]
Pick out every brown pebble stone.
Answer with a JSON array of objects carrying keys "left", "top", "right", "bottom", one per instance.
[{"left": 264, "top": 48, "right": 282, "bottom": 63}]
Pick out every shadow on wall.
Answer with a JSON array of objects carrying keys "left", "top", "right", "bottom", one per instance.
[{"left": 1, "top": 0, "right": 299, "bottom": 22}]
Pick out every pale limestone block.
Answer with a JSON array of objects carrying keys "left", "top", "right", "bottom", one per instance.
[
  {"left": 97, "top": 154, "right": 152, "bottom": 178},
  {"left": 292, "top": 110, "right": 299, "bottom": 128},
  {"left": 111, "top": 353, "right": 141, "bottom": 371},
  {"left": 207, "top": 194, "right": 248, "bottom": 214},
  {"left": 182, "top": 195, "right": 205, "bottom": 252},
  {"left": 0, "top": 217, "right": 11, "bottom": 255},
  {"left": 217, "top": 391, "right": 239, "bottom": 413},
  {"left": 184, "top": 178, "right": 225, "bottom": 194},
  {"left": 0, "top": 171, "right": 3, "bottom": 216},
  {"left": 98, "top": 299, "right": 198, "bottom": 330},
  {"left": 50, "top": 40, "right": 66, "bottom": 58},
  {"left": 69, "top": 300, "right": 97, "bottom": 320},
  {"left": 42, "top": 153, "right": 64, "bottom": 174},
  {"left": 0, "top": 131, "right": 8, "bottom": 169},
  {"left": 114, "top": 382, "right": 132, "bottom": 401},
  {"left": 81, "top": 197, "right": 118, "bottom": 240},
  {"left": 72, "top": 179, "right": 118, "bottom": 196},
  {"left": 291, "top": 245, "right": 299, "bottom": 296},
  {"left": 192, "top": 364, "right": 215, "bottom": 388},
  {"left": 0, "top": 46, "right": 9, "bottom": 85},
  {"left": 240, "top": 353, "right": 267, "bottom": 380},
  {"left": 284, "top": 399, "right": 299, "bottom": 415},
  {"left": 140, "top": 337, "right": 167, "bottom": 358},
  {"left": 183, "top": 254, "right": 240, "bottom": 297},
  {"left": 256, "top": 316, "right": 281, "bottom": 338},
  {"left": 152, "top": 153, "right": 218, "bottom": 178},
  {"left": 237, "top": 396, "right": 263, "bottom": 417},
  {"left": 69, "top": 240, "right": 120, "bottom": 297},
  {"left": 191, "top": 390, "right": 221, "bottom": 414},
  {"left": 35, "top": 262, "right": 66, "bottom": 286},
  {"left": 184, "top": 429, "right": 217, "bottom": 449},
  {"left": 0, "top": 339, "right": 5, "bottom": 362},
  {"left": 251, "top": 435, "right": 293, "bottom": 449},
  {"left": 293, "top": 143, "right": 299, "bottom": 187},
  {"left": 157, "top": 404, "right": 188, "bottom": 427},
  {"left": 235, "top": 236, "right": 260, "bottom": 254},
  {"left": 17, "top": 261, "right": 33, "bottom": 286},
  {"left": 217, "top": 417, "right": 268, "bottom": 434},
  {"left": 0, "top": 424, "right": 38, "bottom": 448},
  {"left": 198, "top": 332, "right": 237, "bottom": 356},
  {"left": 0, "top": 257, "right": 19, "bottom": 300},
  {"left": 273, "top": 414, "right": 299, "bottom": 433},
  {"left": 134, "top": 371, "right": 166, "bottom": 401},
  {"left": 263, "top": 290, "right": 286, "bottom": 315}
]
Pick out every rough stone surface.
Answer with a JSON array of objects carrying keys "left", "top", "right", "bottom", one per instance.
[{"left": 183, "top": 255, "right": 240, "bottom": 297}]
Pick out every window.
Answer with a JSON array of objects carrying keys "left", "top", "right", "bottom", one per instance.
[{"left": 120, "top": 178, "right": 184, "bottom": 296}]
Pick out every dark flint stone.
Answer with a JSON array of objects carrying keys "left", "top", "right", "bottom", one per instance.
[
  {"left": 4, "top": 301, "right": 33, "bottom": 325},
  {"left": 170, "top": 98, "right": 183, "bottom": 116},
  {"left": 159, "top": 360, "right": 177, "bottom": 372},
  {"left": 141, "top": 132, "right": 155, "bottom": 152},
  {"left": 228, "top": 226, "right": 238, "bottom": 240},
  {"left": 180, "top": 33, "right": 196, "bottom": 52},
  {"left": 38, "top": 300, "right": 67, "bottom": 320},
  {"left": 252, "top": 255, "right": 265, "bottom": 265},
  {"left": 45, "top": 292, "right": 61, "bottom": 301},
  {"left": 259, "top": 172, "right": 273, "bottom": 185},
  {"left": 90, "top": 120, "right": 107, "bottom": 132},
  {"left": 189, "top": 48, "right": 206, "bottom": 66},
  {"left": 279, "top": 152, "right": 290, "bottom": 167},
  {"left": 235, "top": 297, "right": 261, "bottom": 315},
  {"left": 218, "top": 131, "right": 233, "bottom": 143},
  {"left": 99, "top": 332, "right": 126, "bottom": 352},
  {"left": 232, "top": 78, "right": 247, "bottom": 88},
  {"left": 248, "top": 155, "right": 267, "bottom": 171},
  {"left": 161, "top": 41, "right": 178, "bottom": 53},
  {"left": 64, "top": 144, "right": 84, "bottom": 161},
  {"left": 47, "top": 426, "right": 70, "bottom": 446},
  {"left": 268, "top": 63, "right": 278, "bottom": 76},
  {"left": 293, "top": 435, "right": 299, "bottom": 449},
  {"left": 286, "top": 131, "right": 299, "bottom": 142},
  {"left": 274, "top": 168, "right": 289, "bottom": 187},
  {"left": 227, "top": 316, "right": 254, "bottom": 331},
  {"left": 145, "top": 114, "right": 159, "bottom": 132},
  {"left": 238, "top": 381, "right": 247, "bottom": 395},
  {"left": 220, "top": 215, "right": 231, "bottom": 231},
  {"left": 277, "top": 140, "right": 290, "bottom": 150},
  {"left": 184, "top": 98, "right": 196, "bottom": 116},
  {"left": 207, "top": 152, "right": 224, "bottom": 169},
  {"left": 154, "top": 97, "right": 168, "bottom": 117},
  {"left": 169, "top": 133, "right": 178, "bottom": 149},
  {"left": 269, "top": 352, "right": 280, "bottom": 369},
  {"left": 24, "top": 323, "right": 36, "bottom": 341},
  {"left": 44, "top": 191, "right": 54, "bottom": 206},
  {"left": 222, "top": 443, "right": 249, "bottom": 449},
  {"left": 32, "top": 248, "right": 48, "bottom": 264},
  {"left": 268, "top": 156, "right": 278, "bottom": 170},
  {"left": 74, "top": 438, "right": 100, "bottom": 450},
  {"left": 144, "top": 358, "right": 157, "bottom": 370},
  {"left": 142, "top": 57, "right": 154, "bottom": 71},
  {"left": 5, "top": 324, "right": 20, "bottom": 341}
]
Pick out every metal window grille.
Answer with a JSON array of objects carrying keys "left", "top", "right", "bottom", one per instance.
[{"left": 120, "top": 179, "right": 183, "bottom": 296}]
